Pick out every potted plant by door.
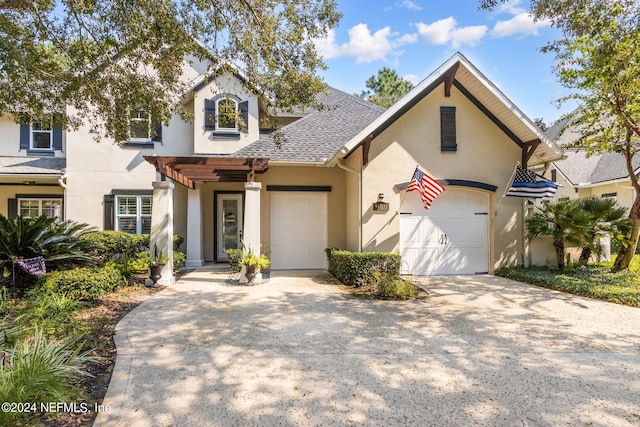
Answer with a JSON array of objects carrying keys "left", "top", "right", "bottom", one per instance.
[
  {"left": 242, "top": 251, "right": 270, "bottom": 284},
  {"left": 147, "top": 244, "right": 168, "bottom": 287}
]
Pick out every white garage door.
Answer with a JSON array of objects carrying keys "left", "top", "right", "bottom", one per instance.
[
  {"left": 270, "top": 192, "right": 327, "bottom": 269},
  {"left": 400, "top": 188, "right": 489, "bottom": 275}
]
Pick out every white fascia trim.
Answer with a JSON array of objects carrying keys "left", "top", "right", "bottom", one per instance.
[
  {"left": 268, "top": 160, "right": 329, "bottom": 167},
  {"left": 0, "top": 173, "right": 63, "bottom": 179}
]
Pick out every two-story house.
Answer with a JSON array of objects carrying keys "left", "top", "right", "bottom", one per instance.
[{"left": 0, "top": 53, "right": 563, "bottom": 283}]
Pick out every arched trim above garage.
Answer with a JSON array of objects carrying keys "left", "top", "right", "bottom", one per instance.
[{"left": 395, "top": 179, "right": 497, "bottom": 193}]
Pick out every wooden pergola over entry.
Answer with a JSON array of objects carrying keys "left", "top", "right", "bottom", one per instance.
[{"left": 144, "top": 156, "right": 269, "bottom": 189}]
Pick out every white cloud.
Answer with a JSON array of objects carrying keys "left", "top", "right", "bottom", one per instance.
[
  {"left": 492, "top": 12, "right": 551, "bottom": 37},
  {"left": 415, "top": 17, "right": 456, "bottom": 45},
  {"left": 314, "top": 24, "right": 417, "bottom": 64},
  {"left": 496, "top": 0, "right": 526, "bottom": 15},
  {"left": 451, "top": 25, "right": 488, "bottom": 48},
  {"left": 400, "top": 0, "right": 422, "bottom": 11},
  {"left": 403, "top": 73, "right": 421, "bottom": 85},
  {"left": 415, "top": 17, "right": 487, "bottom": 48}
]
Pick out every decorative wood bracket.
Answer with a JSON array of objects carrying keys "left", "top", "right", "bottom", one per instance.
[
  {"left": 444, "top": 63, "right": 460, "bottom": 97},
  {"left": 521, "top": 139, "right": 541, "bottom": 169},
  {"left": 362, "top": 134, "right": 373, "bottom": 166}
]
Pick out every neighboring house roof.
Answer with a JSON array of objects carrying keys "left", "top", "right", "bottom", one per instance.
[
  {"left": 0, "top": 156, "right": 66, "bottom": 175},
  {"left": 332, "top": 52, "right": 563, "bottom": 166},
  {"left": 233, "top": 87, "right": 386, "bottom": 163},
  {"left": 549, "top": 113, "right": 640, "bottom": 186}
]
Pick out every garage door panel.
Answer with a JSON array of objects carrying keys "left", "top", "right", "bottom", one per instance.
[
  {"left": 271, "top": 192, "right": 327, "bottom": 269},
  {"left": 400, "top": 188, "right": 489, "bottom": 276}
]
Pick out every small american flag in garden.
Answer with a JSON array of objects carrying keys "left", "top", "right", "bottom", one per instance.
[
  {"left": 17, "top": 256, "right": 46, "bottom": 276},
  {"left": 407, "top": 167, "right": 445, "bottom": 210}
]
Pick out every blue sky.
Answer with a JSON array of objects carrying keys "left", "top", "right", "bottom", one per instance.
[{"left": 314, "top": 0, "right": 576, "bottom": 125}]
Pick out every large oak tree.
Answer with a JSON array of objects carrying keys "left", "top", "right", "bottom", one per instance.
[{"left": 0, "top": 0, "right": 340, "bottom": 142}]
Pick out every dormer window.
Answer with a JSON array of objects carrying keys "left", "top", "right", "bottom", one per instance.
[
  {"left": 204, "top": 94, "right": 248, "bottom": 137},
  {"left": 216, "top": 97, "right": 238, "bottom": 131}
]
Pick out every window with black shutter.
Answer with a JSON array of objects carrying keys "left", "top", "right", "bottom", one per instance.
[{"left": 440, "top": 106, "right": 457, "bottom": 152}]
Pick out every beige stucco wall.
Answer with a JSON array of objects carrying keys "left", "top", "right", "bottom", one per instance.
[
  {"left": 0, "top": 113, "right": 66, "bottom": 157},
  {"left": 358, "top": 82, "right": 527, "bottom": 271},
  {"left": 577, "top": 182, "right": 636, "bottom": 213},
  {"left": 195, "top": 165, "right": 347, "bottom": 262},
  {"left": 65, "top": 107, "right": 192, "bottom": 233},
  {"left": 193, "top": 74, "right": 260, "bottom": 155}
]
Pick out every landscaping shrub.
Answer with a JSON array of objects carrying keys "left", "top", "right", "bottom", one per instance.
[
  {"left": 36, "top": 265, "right": 122, "bottom": 301},
  {"left": 81, "top": 231, "right": 145, "bottom": 263},
  {"left": 173, "top": 251, "right": 186, "bottom": 269},
  {"left": 226, "top": 249, "right": 243, "bottom": 273},
  {"left": 375, "top": 273, "right": 418, "bottom": 300},
  {"left": 325, "top": 248, "right": 400, "bottom": 287},
  {"left": 0, "top": 328, "right": 93, "bottom": 426}
]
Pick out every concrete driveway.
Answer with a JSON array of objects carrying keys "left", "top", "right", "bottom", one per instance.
[{"left": 94, "top": 271, "right": 640, "bottom": 427}]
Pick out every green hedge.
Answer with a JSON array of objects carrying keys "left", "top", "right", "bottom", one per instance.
[
  {"left": 325, "top": 248, "right": 401, "bottom": 287},
  {"left": 36, "top": 265, "right": 122, "bottom": 301},
  {"left": 80, "top": 231, "right": 146, "bottom": 263}
]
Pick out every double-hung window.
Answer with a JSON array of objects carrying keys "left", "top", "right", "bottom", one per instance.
[
  {"left": 31, "top": 118, "right": 53, "bottom": 151},
  {"left": 129, "top": 109, "right": 151, "bottom": 141},
  {"left": 18, "top": 198, "right": 62, "bottom": 219},
  {"left": 216, "top": 97, "right": 238, "bottom": 131},
  {"left": 116, "top": 195, "right": 152, "bottom": 235}
]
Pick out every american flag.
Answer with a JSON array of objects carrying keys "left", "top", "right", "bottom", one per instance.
[
  {"left": 506, "top": 165, "right": 558, "bottom": 198},
  {"left": 407, "top": 167, "right": 445, "bottom": 209}
]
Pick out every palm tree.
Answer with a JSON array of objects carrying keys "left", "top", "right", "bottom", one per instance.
[
  {"left": 576, "top": 197, "right": 631, "bottom": 263},
  {"left": 526, "top": 199, "right": 592, "bottom": 269},
  {"left": 0, "top": 215, "right": 98, "bottom": 288}
]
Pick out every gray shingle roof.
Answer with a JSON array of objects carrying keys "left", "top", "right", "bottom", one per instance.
[
  {"left": 234, "top": 87, "right": 386, "bottom": 162},
  {"left": 549, "top": 116, "right": 640, "bottom": 185},
  {"left": 0, "top": 156, "right": 66, "bottom": 174}
]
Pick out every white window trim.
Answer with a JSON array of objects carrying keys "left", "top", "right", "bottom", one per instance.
[
  {"left": 115, "top": 195, "right": 152, "bottom": 235},
  {"left": 18, "top": 198, "right": 62, "bottom": 218},
  {"left": 30, "top": 120, "right": 53, "bottom": 151},
  {"left": 128, "top": 109, "right": 152, "bottom": 142},
  {"left": 215, "top": 97, "right": 239, "bottom": 131}
]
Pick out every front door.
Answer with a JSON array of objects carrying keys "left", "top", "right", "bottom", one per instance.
[{"left": 216, "top": 193, "right": 243, "bottom": 261}]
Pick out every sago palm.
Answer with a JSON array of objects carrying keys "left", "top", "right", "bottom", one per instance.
[
  {"left": 576, "top": 197, "right": 631, "bottom": 262},
  {"left": 526, "top": 199, "right": 592, "bottom": 269}
]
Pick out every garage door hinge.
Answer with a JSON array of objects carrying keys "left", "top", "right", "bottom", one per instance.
[
  {"left": 399, "top": 212, "right": 412, "bottom": 215},
  {"left": 475, "top": 212, "right": 488, "bottom": 215}
]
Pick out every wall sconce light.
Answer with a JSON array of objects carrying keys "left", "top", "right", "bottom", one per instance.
[{"left": 373, "top": 193, "right": 389, "bottom": 212}]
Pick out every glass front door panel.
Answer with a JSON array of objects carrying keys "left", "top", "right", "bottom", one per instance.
[
  {"left": 217, "top": 194, "right": 243, "bottom": 260},
  {"left": 222, "top": 199, "right": 239, "bottom": 251}
]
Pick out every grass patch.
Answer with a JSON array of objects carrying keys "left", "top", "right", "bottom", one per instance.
[{"left": 495, "top": 264, "right": 640, "bottom": 307}]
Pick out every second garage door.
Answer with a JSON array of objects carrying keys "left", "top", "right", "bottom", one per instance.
[
  {"left": 400, "top": 188, "right": 489, "bottom": 275},
  {"left": 270, "top": 192, "right": 327, "bottom": 269}
]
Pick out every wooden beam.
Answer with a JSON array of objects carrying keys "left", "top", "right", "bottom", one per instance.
[
  {"left": 362, "top": 134, "right": 373, "bottom": 166},
  {"left": 157, "top": 161, "right": 195, "bottom": 189},
  {"left": 521, "top": 139, "right": 541, "bottom": 169},
  {"left": 444, "top": 62, "right": 460, "bottom": 97}
]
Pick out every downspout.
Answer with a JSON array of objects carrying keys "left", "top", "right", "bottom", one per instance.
[
  {"left": 337, "top": 155, "right": 362, "bottom": 251},
  {"left": 58, "top": 172, "right": 67, "bottom": 220}
]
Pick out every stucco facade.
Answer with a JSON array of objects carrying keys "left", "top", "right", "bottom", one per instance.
[{"left": 0, "top": 53, "right": 563, "bottom": 276}]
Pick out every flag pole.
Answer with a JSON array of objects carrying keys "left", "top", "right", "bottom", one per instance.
[
  {"left": 398, "top": 165, "right": 418, "bottom": 212},
  {"left": 494, "top": 162, "right": 520, "bottom": 216}
]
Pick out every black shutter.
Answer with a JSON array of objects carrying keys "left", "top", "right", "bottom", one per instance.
[
  {"left": 204, "top": 99, "right": 216, "bottom": 130},
  {"left": 104, "top": 194, "right": 115, "bottom": 230},
  {"left": 7, "top": 199, "right": 17, "bottom": 219},
  {"left": 239, "top": 101, "right": 249, "bottom": 132},
  {"left": 152, "top": 122, "right": 162, "bottom": 142},
  {"left": 19, "top": 124, "right": 30, "bottom": 150},
  {"left": 53, "top": 126, "right": 63, "bottom": 150},
  {"left": 440, "top": 106, "right": 457, "bottom": 152}
]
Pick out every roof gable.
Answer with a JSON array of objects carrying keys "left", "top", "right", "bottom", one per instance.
[{"left": 331, "top": 52, "right": 562, "bottom": 167}]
